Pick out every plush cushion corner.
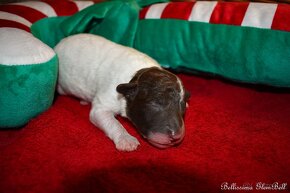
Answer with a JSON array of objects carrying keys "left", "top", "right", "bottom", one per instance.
[{"left": 0, "top": 28, "right": 58, "bottom": 128}]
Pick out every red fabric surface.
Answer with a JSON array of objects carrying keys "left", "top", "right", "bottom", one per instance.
[
  {"left": 41, "top": 0, "right": 79, "bottom": 16},
  {"left": 0, "top": 74, "right": 290, "bottom": 193},
  {"left": 272, "top": 4, "right": 290, "bottom": 31},
  {"left": 0, "top": 5, "right": 47, "bottom": 23},
  {"left": 209, "top": 2, "right": 249, "bottom": 26},
  {"left": 161, "top": 2, "right": 195, "bottom": 20},
  {"left": 0, "top": 19, "right": 30, "bottom": 32}
]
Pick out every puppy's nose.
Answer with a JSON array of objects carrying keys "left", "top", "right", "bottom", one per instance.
[
  {"left": 167, "top": 128, "right": 182, "bottom": 140},
  {"left": 167, "top": 125, "right": 185, "bottom": 141},
  {"left": 167, "top": 129, "right": 176, "bottom": 137}
]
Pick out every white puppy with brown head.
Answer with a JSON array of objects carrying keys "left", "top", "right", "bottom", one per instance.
[{"left": 55, "top": 34, "right": 190, "bottom": 151}]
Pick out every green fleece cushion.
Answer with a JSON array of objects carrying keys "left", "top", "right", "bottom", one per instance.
[
  {"left": 135, "top": 20, "right": 290, "bottom": 87},
  {"left": 0, "top": 28, "right": 58, "bottom": 128},
  {"left": 135, "top": 2, "right": 290, "bottom": 87}
]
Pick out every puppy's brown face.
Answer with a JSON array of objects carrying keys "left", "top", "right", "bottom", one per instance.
[{"left": 117, "top": 67, "right": 190, "bottom": 148}]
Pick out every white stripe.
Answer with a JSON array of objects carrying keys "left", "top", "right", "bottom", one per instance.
[
  {"left": 242, "top": 3, "right": 277, "bottom": 29},
  {"left": 145, "top": 3, "right": 169, "bottom": 19},
  {"left": 0, "top": 11, "right": 32, "bottom": 27},
  {"left": 12, "top": 1, "right": 57, "bottom": 17},
  {"left": 74, "top": 1, "right": 94, "bottom": 11},
  {"left": 0, "top": 28, "right": 55, "bottom": 65},
  {"left": 189, "top": 1, "right": 217, "bottom": 22}
]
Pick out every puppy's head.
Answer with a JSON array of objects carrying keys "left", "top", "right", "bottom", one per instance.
[{"left": 117, "top": 67, "right": 190, "bottom": 149}]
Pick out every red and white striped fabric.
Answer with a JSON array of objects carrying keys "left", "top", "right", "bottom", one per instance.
[
  {"left": 0, "top": 0, "right": 94, "bottom": 32},
  {"left": 140, "top": 1, "right": 290, "bottom": 32}
]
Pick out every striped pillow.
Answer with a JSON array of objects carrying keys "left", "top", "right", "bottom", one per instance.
[
  {"left": 136, "top": 1, "right": 290, "bottom": 87},
  {"left": 140, "top": 1, "right": 290, "bottom": 31},
  {"left": 0, "top": 0, "right": 94, "bottom": 32},
  {"left": 0, "top": 0, "right": 93, "bottom": 128}
]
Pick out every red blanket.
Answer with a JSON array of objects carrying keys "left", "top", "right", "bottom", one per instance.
[{"left": 0, "top": 74, "right": 289, "bottom": 193}]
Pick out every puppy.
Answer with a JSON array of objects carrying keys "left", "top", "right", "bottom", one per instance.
[{"left": 55, "top": 34, "right": 190, "bottom": 151}]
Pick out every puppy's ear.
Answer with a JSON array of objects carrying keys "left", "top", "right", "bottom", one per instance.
[{"left": 116, "top": 83, "right": 138, "bottom": 100}]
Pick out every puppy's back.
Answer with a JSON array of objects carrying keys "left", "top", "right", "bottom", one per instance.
[
  {"left": 55, "top": 34, "right": 159, "bottom": 103},
  {"left": 55, "top": 34, "right": 114, "bottom": 101}
]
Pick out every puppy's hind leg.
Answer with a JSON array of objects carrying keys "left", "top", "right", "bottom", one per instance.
[{"left": 90, "top": 106, "right": 140, "bottom": 152}]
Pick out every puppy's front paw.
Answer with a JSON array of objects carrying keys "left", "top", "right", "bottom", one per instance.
[{"left": 116, "top": 134, "right": 140, "bottom": 152}]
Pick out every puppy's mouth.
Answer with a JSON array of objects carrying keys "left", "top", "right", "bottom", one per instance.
[
  {"left": 144, "top": 131, "right": 185, "bottom": 149},
  {"left": 147, "top": 138, "right": 184, "bottom": 149}
]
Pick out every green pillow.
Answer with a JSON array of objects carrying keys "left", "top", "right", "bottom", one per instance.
[
  {"left": 135, "top": 2, "right": 290, "bottom": 87},
  {"left": 0, "top": 28, "right": 58, "bottom": 128}
]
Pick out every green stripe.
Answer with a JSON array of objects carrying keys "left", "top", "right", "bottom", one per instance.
[
  {"left": 135, "top": 20, "right": 290, "bottom": 87},
  {"left": 0, "top": 55, "right": 58, "bottom": 128}
]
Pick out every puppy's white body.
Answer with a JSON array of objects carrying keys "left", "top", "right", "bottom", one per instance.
[
  {"left": 55, "top": 34, "right": 160, "bottom": 151},
  {"left": 56, "top": 34, "right": 159, "bottom": 116}
]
